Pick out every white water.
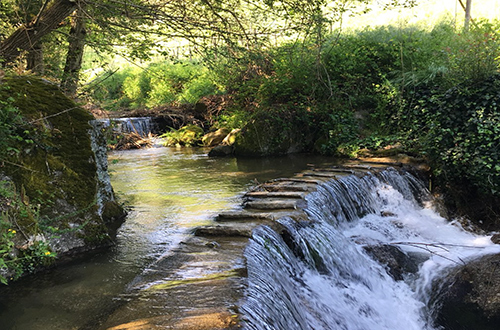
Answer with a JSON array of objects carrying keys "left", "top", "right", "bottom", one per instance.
[
  {"left": 98, "top": 117, "right": 155, "bottom": 136},
  {"left": 242, "top": 168, "right": 500, "bottom": 330}
]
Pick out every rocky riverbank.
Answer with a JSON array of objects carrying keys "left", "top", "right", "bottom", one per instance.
[{"left": 0, "top": 77, "right": 126, "bottom": 282}]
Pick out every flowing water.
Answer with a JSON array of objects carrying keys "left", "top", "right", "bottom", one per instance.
[
  {"left": 241, "top": 169, "right": 500, "bottom": 330},
  {"left": 0, "top": 148, "right": 333, "bottom": 330},
  {"left": 98, "top": 117, "right": 156, "bottom": 136},
  {"left": 1, "top": 146, "right": 499, "bottom": 330}
]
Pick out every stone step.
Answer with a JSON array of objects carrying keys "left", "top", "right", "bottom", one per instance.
[
  {"left": 258, "top": 182, "right": 316, "bottom": 192},
  {"left": 217, "top": 211, "right": 274, "bottom": 221},
  {"left": 300, "top": 172, "right": 338, "bottom": 178},
  {"left": 193, "top": 224, "right": 255, "bottom": 238},
  {"left": 243, "top": 199, "right": 303, "bottom": 210},
  {"left": 270, "top": 177, "right": 323, "bottom": 184},
  {"left": 244, "top": 191, "right": 306, "bottom": 199}
]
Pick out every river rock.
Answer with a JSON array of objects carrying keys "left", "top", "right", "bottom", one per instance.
[
  {"left": 363, "top": 244, "right": 421, "bottom": 280},
  {"left": 431, "top": 253, "right": 500, "bottom": 330},
  {"left": 208, "top": 144, "right": 234, "bottom": 157},
  {"left": 233, "top": 110, "right": 314, "bottom": 157},
  {"left": 0, "top": 77, "right": 126, "bottom": 270},
  {"left": 202, "top": 127, "right": 230, "bottom": 147},
  {"left": 490, "top": 233, "right": 500, "bottom": 244}
]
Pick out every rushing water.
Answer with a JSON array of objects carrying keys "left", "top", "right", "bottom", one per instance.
[
  {"left": 0, "top": 148, "right": 334, "bottom": 330},
  {"left": 241, "top": 168, "right": 500, "bottom": 330}
]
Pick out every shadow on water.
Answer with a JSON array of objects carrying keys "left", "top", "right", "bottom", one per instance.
[{"left": 0, "top": 147, "right": 335, "bottom": 330}]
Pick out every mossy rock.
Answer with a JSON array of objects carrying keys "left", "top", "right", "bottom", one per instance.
[
  {"left": 431, "top": 253, "right": 500, "bottom": 330},
  {"left": 0, "top": 76, "right": 124, "bottom": 256},
  {"left": 233, "top": 110, "right": 313, "bottom": 157}
]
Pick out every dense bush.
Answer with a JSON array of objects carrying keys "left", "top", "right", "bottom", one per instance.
[
  {"left": 215, "top": 20, "right": 500, "bottom": 155},
  {"left": 425, "top": 75, "right": 500, "bottom": 196}
]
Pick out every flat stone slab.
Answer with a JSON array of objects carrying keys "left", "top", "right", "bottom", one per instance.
[
  {"left": 245, "top": 191, "right": 306, "bottom": 198},
  {"left": 217, "top": 211, "right": 274, "bottom": 221},
  {"left": 301, "top": 172, "right": 339, "bottom": 178},
  {"left": 258, "top": 182, "right": 316, "bottom": 192},
  {"left": 308, "top": 167, "right": 356, "bottom": 174},
  {"left": 193, "top": 225, "right": 254, "bottom": 238},
  {"left": 244, "top": 199, "right": 300, "bottom": 210}
]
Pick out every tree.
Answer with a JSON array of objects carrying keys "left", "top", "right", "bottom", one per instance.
[
  {"left": 0, "top": 0, "right": 78, "bottom": 66},
  {"left": 61, "top": 5, "right": 86, "bottom": 95},
  {"left": 1, "top": 0, "right": 418, "bottom": 95}
]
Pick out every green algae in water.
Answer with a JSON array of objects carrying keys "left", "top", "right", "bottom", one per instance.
[{"left": 146, "top": 268, "right": 246, "bottom": 291}]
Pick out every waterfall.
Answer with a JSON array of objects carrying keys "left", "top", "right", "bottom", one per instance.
[
  {"left": 98, "top": 117, "right": 155, "bottom": 136},
  {"left": 242, "top": 168, "right": 500, "bottom": 330}
]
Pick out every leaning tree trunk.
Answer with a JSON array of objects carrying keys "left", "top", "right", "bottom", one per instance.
[
  {"left": 0, "top": 0, "right": 78, "bottom": 65},
  {"left": 61, "top": 6, "right": 86, "bottom": 96}
]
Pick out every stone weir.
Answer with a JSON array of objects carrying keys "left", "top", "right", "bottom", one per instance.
[{"left": 97, "top": 161, "right": 420, "bottom": 330}]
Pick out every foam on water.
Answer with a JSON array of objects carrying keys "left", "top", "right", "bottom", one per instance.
[{"left": 242, "top": 168, "right": 500, "bottom": 330}]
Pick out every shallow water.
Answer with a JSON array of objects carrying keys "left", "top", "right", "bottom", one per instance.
[{"left": 0, "top": 147, "right": 334, "bottom": 330}]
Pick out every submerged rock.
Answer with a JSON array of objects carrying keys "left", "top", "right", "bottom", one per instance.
[
  {"left": 363, "top": 244, "right": 422, "bottom": 281},
  {"left": 431, "top": 253, "right": 500, "bottom": 330}
]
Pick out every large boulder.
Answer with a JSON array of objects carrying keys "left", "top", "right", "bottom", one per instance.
[
  {"left": 0, "top": 77, "right": 125, "bottom": 273},
  {"left": 430, "top": 253, "right": 500, "bottom": 330}
]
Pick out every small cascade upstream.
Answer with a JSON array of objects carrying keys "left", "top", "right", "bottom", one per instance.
[
  {"left": 98, "top": 117, "right": 156, "bottom": 136},
  {"left": 242, "top": 168, "right": 500, "bottom": 330}
]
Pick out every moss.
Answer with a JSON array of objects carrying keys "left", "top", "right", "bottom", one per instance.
[
  {"left": 233, "top": 109, "right": 313, "bottom": 157},
  {"left": 101, "top": 200, "right": 125, "bottom": 223},
  {"left": 0, "top": 76, "right": 116, "bottom": 251}
]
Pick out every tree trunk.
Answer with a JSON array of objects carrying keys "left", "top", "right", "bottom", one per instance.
[
  {"left": 464, "top": 0, "right": 472, "bottom": 31},
  {"left": 0, "top": 0, "right": 78, "bottom": 65},
  {"left": 26, "top": 43, "right": 44, "bottom": 74},
  {"left": 61, "top": 7, "right": 86, "bottom": 96}
]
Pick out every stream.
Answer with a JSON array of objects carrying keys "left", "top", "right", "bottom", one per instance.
[
  {"left": 1, "top": 147, "right": 499, "bottom": 329},
  {"left": 0, "top": 147, "right": 333, "bottom": 330}
]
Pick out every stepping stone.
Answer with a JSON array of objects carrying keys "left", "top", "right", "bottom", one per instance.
[
  {"left": 244, "top": 199, "right": 299, "bottom": 210},
  {"left": 301, "top": 172, "right": 338, "bottom": 178},
  {"left": 217, "top": 211, "right": 274, "bottom": 221},
  {"left": 244, "top": 191, "right": 306, "bottom": 199},
  {"left": 193, "top": 225, "right": 254, "bottom": 238}
]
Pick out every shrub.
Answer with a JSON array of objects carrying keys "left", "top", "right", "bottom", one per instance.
[
  {"left": 425, "top": 74, "right": 500, "bottom": 196},
  {"left": 87, "top": 60, "right": 220, "bottom": 111},
  {"left": 160, "top": 125, "right": 204, "bottom": 147}
]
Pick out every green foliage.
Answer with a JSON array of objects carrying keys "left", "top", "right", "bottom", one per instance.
[
  {"left": 0, "top": 180, "right": 56, "bottom": 285},
  {"left": 0, "top": 88, "right": 24, "bottom": 159},
  {"left": 444, "top": 19, "right": 500, "bottom": 85},
  {"left": 160, "top": 125, "right": 204, "bottom": 147},
  {"left": 424, "top": 74, "right": 500, "bottom": 196},
  {"left": 87, "top": 61, "right": 220, "bottom": 111},
  {"left": 215, "top": 17, "right": 500, "bottom": 162}
]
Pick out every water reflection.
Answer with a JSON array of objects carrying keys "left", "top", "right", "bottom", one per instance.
[{"left": 0, "top": 148, "right": 334, "bottom": 330}]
